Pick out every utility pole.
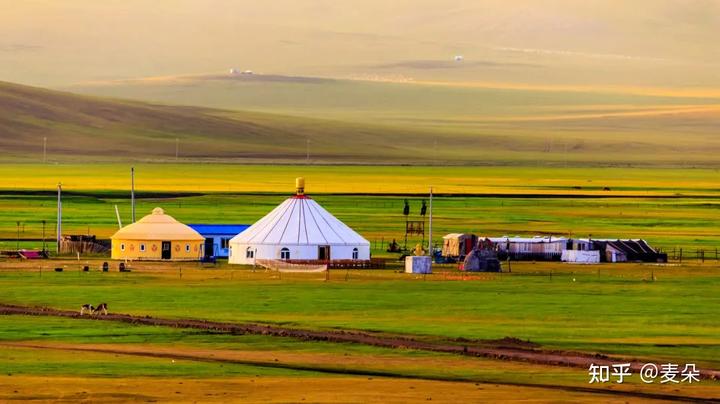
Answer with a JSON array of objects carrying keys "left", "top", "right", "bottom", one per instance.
[
  {"left": 43, "top": 137, "right": 47, "bottom": 164},
  {"left": 428, "top": 187, "right": 433, "bottom": 256},
  {"left": 56, "top": 183, "right": 62, "bottom": 254},
  {"left": 131, "top": 167, "right": 136, "bottom": 223},
  {"left": 175, "top": 138, "right": 179, "bottom": 161}
]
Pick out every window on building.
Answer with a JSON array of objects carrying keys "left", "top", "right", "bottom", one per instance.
[
  {"left": 120, "top": 243, "right": 125, "bottom": 251},
  {"left": 280, "top": 248, "right": 290, "bottom": 260},
  {"left": 185, "top": 244, "right": 190, "bottom": 252},
  {"left": 221, "top": 238, "right": 230, "bottom": 249},
  {"left": 140, "top": 244, "right": 146, "bottom": 252},
  {"left": 352, "top": 248, "right": 359, "bottom": 259},
  {"left": 246, "top": 247, "right": 254, "bottom": 259}
]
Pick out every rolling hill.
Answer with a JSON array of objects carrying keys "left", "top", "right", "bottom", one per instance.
[
  {"left": 0, "top": 81, "right": 456, "bottom": 164},
  {"left": 3, "top": 79, "right": 720, "bottom": 166}
]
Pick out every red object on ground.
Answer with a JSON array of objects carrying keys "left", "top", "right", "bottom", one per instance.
[{"left": 18, "top": 250, "right": 43, "bottom": 259}]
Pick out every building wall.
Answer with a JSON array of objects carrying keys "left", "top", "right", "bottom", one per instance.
[
  {"left": 199, "top": 233, "right": 234, "bottom": 258},
  {"left": 111, "top": 239, "right": 204, "bottom": 261},
  {"left": 503, "top": 241, "right": 565, "bottom": 254},
  {"left": 229, "top": 243, "right": 370, "bottom": 265}
]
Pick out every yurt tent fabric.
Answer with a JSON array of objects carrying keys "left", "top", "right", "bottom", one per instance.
[
  {"left": 229, "top": 179, "right": 370, "bottom": 264},
  {"left": 111, "top": 207, "right": 204, "bottom": 261}
]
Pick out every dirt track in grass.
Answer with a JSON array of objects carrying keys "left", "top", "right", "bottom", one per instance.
[
  {"left": 4, "top": 341, "right": 720, "bottom": 403},
  {"left": 2, "top": 303, "right": 718, "bottom": 380},
  {"left": 1, "top": 303, "right": 719, "bottom": 403}
]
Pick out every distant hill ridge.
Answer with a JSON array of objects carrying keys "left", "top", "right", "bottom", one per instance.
[{"left": 0, "top": 81, "right": 443, "bottom": 164}]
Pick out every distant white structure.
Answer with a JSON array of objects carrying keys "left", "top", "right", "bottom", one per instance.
[
  {"left": 405, "top": 256, "right": 432, "bottom": 274},
  {"left": 229, "top": 68, "right": 240, "bottom": 75},
  {"left": 454, "top": 55, "right": 464, "bottom": 62},
  {"left": 561, "top": 250, "right": 600, "bottom": 264},
  {"left": 241, "top": 70, "right": 254, "bottom": 75},
  {"left": 229, "top": 178, "right": 370, "bottom": 265}
]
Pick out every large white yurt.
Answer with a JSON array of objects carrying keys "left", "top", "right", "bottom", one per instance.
[{"left": 229, "top": 178, "right": 370, "bottom": 265}]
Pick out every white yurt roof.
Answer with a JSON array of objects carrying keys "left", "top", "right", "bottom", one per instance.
[
  {"left": 231, "top": 180, "right": 369, "bottom": 247},
  {"left": 111, "top": 207, "right": 204, "bottom": 241}
]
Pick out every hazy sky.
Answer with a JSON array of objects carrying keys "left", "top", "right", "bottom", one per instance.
[{"left": 2, "top": 0, "right": 719, "bottom": 89}]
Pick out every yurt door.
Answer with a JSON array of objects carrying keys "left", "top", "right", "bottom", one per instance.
[
  {"left": 162, "top": 241, "right": 172, "bottom": 259},
  {"left": 318, "top": 245, "right": 330, "bottom": 261}
]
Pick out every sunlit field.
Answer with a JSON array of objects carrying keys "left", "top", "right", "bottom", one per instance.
[
  {"left": 0, "top": 261, "right": 718, "bottom": 402},
  {"left": 1, "top": 165, "right": 719, "bottom": 402},
  {"left": 2, "top": 164, "right": 720, "bottom": 252}
]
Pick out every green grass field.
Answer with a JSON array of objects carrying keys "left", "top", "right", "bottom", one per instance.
[
  {"left": 1, "top": 163, "right": 719, "bottom": 401},
  {"left": 1, "top": 264, "right": 719, "bottom": 366},
  {"left": 0, "top": 263, "right": 718, "bottom": 401},
  {"left": 2, "top": 164, "right": 720, "bottom": 252}
]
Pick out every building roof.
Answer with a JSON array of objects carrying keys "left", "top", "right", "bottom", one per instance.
[
  {"left": 488, "top": 236, "right": 567, "bottom": 243},
  {"left": 230, "top": 195, "right": 369, "bottom": 247},
  {"left": 443, "top": 233, "right": 473, "bottom": 240},
  {"left": 111, "top": 207, "right": 204, "bottom": 241},
  {"left": 604, "top": 239, "right": 657, "bottom": 254},
  {"left": 188, "top": 224, "right": 250, "bottom": 236}
]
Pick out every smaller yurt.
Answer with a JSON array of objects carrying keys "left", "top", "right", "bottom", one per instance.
[{"left": 111, "top": 207, "right": 205, "bottom": 261}]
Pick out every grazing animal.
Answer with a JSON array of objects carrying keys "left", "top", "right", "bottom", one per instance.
[
  {"left": 80, "top": 304, "right": 94, "bottom": 316},
  {"left": 93, "top": 303, "right": 108, "bottom": 315}
]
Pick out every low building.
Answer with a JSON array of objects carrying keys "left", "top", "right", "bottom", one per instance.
[
  {"left": 561, "top": 250, "right": 600, "bottom": 264},
  {"left": 111, "top": 207, "right": 204, "bottom": 261},
  {"left": 441, "top": 233, "right": 477, "bottom": 259},
  {"left": 592, "top": 239, "right": 667, "bottom": 263},
  {"left": 488, "top": 236, "right": 568, "bottom": 261},
  {"left": 188, "top": 224, "right": 249, "bottom": 259},
  {"left": 59, "top": 235, "right": 110, "bottom": 254}
]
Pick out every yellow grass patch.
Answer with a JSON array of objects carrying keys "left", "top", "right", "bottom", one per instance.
[{"left": 0, "top": 375, "right": 644, "bottom": 403}]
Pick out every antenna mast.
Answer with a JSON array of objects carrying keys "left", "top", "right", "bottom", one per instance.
[
  {"left": 427, "top": 186, "right": 433, "bottom": 256},
  {"left": 56, "top": 183, "right": 62, "bottom": 254},
  {"left": 131, "top": 167, "right": 136, "bottom": 223}
]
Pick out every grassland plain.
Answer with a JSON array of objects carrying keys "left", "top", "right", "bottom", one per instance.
[
  {"left": 1, "top": 263, "right": 719, "bottom": 368},
  {"left": 4, "top": 164, "right": 720, "bottom": 194},
  {"left": 3, "top": 375, "right": 669, "bottom": 403},
  {"left": 2, "top": 164, "right": 720, "bottom": 251},
  {"left": 1, "top": 164, "right": 719, "bottom": 401},
  {"left": 0, "top": 263, "right": 719, "bottom": 402}
]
